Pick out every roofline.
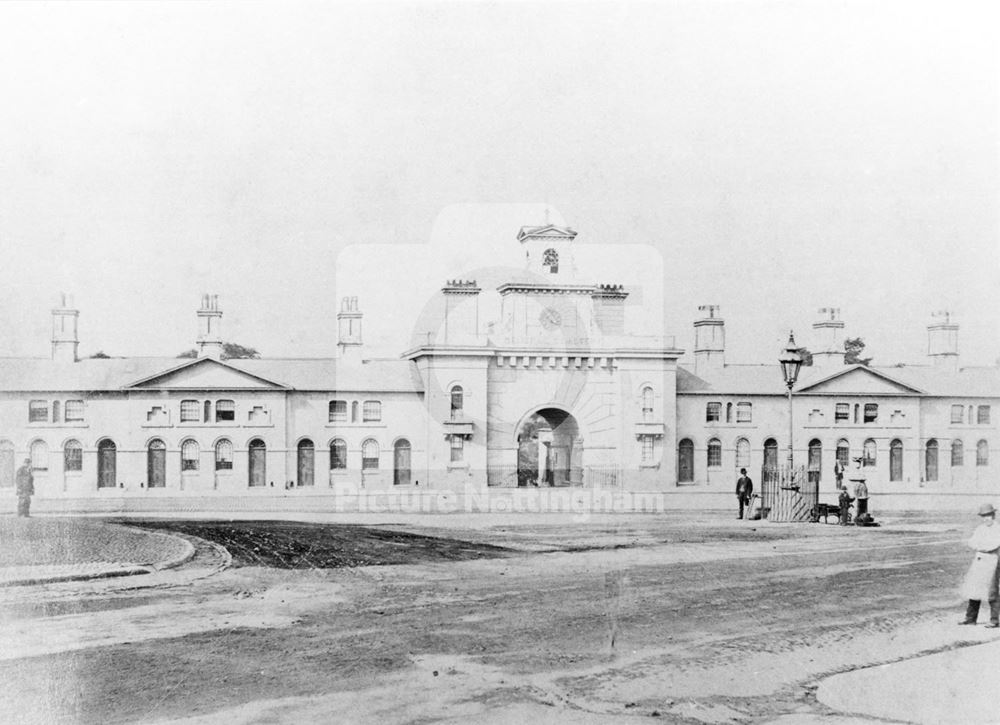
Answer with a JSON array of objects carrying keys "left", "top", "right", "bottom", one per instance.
[
  {"left": 795, "top": 363, "right": 926, "bottom": 395},
  {"left": 123, "top": 357, "right": 292, "bottom": 390}
]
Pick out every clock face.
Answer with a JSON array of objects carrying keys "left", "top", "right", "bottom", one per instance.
[{"left": 539, "top": 307, "right": 562, "bottom": 330}]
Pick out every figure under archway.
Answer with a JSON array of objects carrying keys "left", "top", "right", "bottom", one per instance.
[{"left": 516, "top": 408, "right": 580, "bottom": 487}]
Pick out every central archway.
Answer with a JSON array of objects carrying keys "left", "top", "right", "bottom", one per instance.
[{"left": 516, "top": 407, "right": 581, "bottom": 487}]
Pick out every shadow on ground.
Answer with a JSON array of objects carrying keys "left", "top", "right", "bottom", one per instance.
[{"left": 111, "top": 519, "right": 512, "bottom": 568}]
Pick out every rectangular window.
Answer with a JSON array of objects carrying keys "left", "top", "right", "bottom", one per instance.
[
  {"left": 215, "top": 400, "right": 235, "bottom": 422},
  {"left": 363, "top": 401, "right": 381, "bottom": 422},
  {"left": 180, "top": 400, "right": 200, "bottom": 422},
  {"left": 640, "top": 435, "right": 654, "bottom": 463},
  {"left": 64, "top": 400, "right": 85, "bottom": 422},
  {"left": 29, "top": 400, "right": 48, "bottom": 423},
  {"left": 450, "top": 435, "right": 464, "bottom": 463},
  {"left": 951, "top": 405, "right": 964, "bottom": 424},
  {"left": 835, "top": 403, "right": 849, "bottom": 422},
  {"left": 328, "top": 400, "right": 347, "bottom": 422},
  {"left": 864, "top": 404, "right": 878, "bottom": 424},
  {"left": 706, "top": 402, "right": 721, "bottom": 422},
  {"left": 978, "top": 406, "right": 991, "bottom": 425},
  {"left": 64, "top": 445, "right": 83, "bottom": 472},
  {"left": 736, "top": 402, "right": 752, "bottom": 423}
]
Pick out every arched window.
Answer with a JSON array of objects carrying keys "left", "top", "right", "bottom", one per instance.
[
  {"left": 30, "top": 440, "right": 49, "bottom": 471},
  {"left": 215, "top": 439, "right": 234, "bottom": 470},
  {"left": 890, "top": 439, "right": 903, "bottom": 481},
  {"left": 351, "top": 401, "right": 359, "bottom": 423},
  {"left": 853, "top": 404, "right": 860, "bottom": 424},
  {"left": 836, "top": 439, "right": 850, "bottom": 468},
  {"left": 297, "top": 439, "right": 315, "bottom": 487},
  {"left": 763, "top": 438, "right": 778, "bottom": 470},
  {"left": 707, "top": 438, "right": 722, "bottom": 468},
  {"left": 204, "top": 400, "right": 212, "bottom": 422},
  {"left": 52, "top": 401, "right": 61, "bottom": 422},
  {"left": 808, "top": 439, "right": 822, "bottom": 484},
  {"left": 394, "top": 439, "right": 412, "bottom": 486},
  {"left": 925, "top": 439, "right": 939, "bottom": 482},
  {"left": 678, "top": 439, "right": 694, "bottom": 483},
  {"left": 147, "top": 439, "right": 166, "bottom": 488},
  {"left": 450, "top": 386, "right": 464, "bottom": 421},
  {"left": 863, "top": 439, "right": 877, "bottom": 467},
  {"left": 726, "top": 402, "right": 733, "bottom": 423},
  {"left": 735, "top": 438, "right": 750, "bottom": 469},
  {"left": 951, "top": 440, "right": 964, "bottom": 467},
  {"left": 97, "top": 439, "right": 117, "bottom": 488},
  {"left": 0, "top": 440, "right": 14, "bottom": 488},
  {"left": 362, "top": 439, "right": 379, "bottom": 471},
  {"left": 181, "top": 439, "right": 200, "bottom": 471},
  {"left": 542, "top": 248, "right": 559, "bottom": 273},
  {"left": 330, "top": 439, "right": 347, "bottom": 470},
  {"left": 641, "top": 387, "right": 654, "bottom": 422},
  {"left": 64, "top": 440, "right": 83, "bottom": 472},
  {"left": 978, "top": 440, "right": 989, "bottom": 467},
  {"left": 248, "top": 439, "right": 266, "bottom": 486}
]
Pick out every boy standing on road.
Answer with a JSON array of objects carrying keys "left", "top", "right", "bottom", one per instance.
[
  {"left": 736, "top": 468, "right": 753, "bottom": 520},
  {"left": 959, "top": 503, "right": 1000, "bottom": 628}
]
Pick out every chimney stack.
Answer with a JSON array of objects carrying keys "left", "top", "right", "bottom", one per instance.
[
  {"left": 927, "top": 310, "right": 959, "bottom": 371},
  {"left": 337, "top": 296, "right": 363, "bottom": 363},
  {"left": 51, "top": 293, "right": 79, "bottom": 363},
  {"left": 197, "top": 294, "right": 224, "bottom": 360},
  {"left": 811, "top": 307, "right": 846, "bottom": 367},
  {"left": 693, "top": 305, "right": 725, "bottom": 375},
  {"left": 441, "top": 280, "right": 481, "bottom": 345}
]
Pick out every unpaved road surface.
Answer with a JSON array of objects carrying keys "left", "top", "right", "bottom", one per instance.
[{"left": 0, "top": 513, "right": 995, "bottom": 724}]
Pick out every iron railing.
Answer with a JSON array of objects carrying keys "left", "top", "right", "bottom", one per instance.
[{"left": 487, "top": 464, "right": 622, "bottom": 488}]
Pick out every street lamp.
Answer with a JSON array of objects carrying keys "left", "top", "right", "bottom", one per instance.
[{"left": 778, "top": 331, "right": 804, "bottom": 470}]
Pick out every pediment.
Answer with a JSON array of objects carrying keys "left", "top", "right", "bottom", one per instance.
[
  {"left": 125, "top": 358, "right": 288, "bottom": 390},
  {"left": 797, "top": 366, "right": 923, "bottom": 395},
  {"left": 517, "top": 224, "right": 578, "bottom": 241}
]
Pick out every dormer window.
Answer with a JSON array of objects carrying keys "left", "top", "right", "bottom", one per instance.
[{"left": 542, "top": 248, "right": 559, "bottom": 274}]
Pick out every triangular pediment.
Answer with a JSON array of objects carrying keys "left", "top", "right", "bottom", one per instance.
[
  {"left": 517, "top": 224, "right": 577, "bottom": 241},
  {"left": 797, "top": 365, "right": 924, "bottom": 395},
  {"left": 125, "top": 358, "right": 288, "bottom": 390}
]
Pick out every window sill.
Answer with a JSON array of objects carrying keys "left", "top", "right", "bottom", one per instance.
[
  {"left": 325, "top": 423, "right": 387, "bottom": 428},
  {"left": 27, "top": 423, "right": 90, "bottom": 428},
  {"left": 447, "top": 462, "right": 470, "bottom": 470},
  {"left": 639, "top": 462, "right": 660, "bottom": 469}
]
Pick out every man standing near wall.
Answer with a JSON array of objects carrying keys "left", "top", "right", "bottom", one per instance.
[
  {"left": 15, "top": 458, "right": 34, "bottom": 518},
  {"left": 959, "top": 503, "right": 1000, "bottom": 628},
  {"left": 854, "top": 478, "right": 869, "bottom": 522},
  {"left": 736, "top": 468, "right": 753, "bottom": 520}
]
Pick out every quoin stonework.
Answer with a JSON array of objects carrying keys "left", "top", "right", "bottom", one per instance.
[{"left": 0, "top": 226, "right": 996, "bottom": 510}]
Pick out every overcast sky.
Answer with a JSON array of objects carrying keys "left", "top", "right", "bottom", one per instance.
[{"left": 0, "top": 1, "right": 997, "bottom": 367}]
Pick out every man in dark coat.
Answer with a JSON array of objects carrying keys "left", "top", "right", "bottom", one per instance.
[
  {"left": 736, "top": 468, "right": 753, "bottom": 519},
  {"left": 15, "top": 458, "right": 34, "bottom": 517}
]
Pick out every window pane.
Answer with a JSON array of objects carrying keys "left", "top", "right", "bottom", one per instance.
[
  {"left": 362, "top": 439, "right": 379, "bottom": 470},
  {"left": 736, "top": 402, "right": 752, "bottom": 423},
  {"left": 863, "top": 439, "right": 876, "bottom": 466},
  {"left": 707, "top": 439, "right": 722, "bottom": 467},
  {"left": 29, "top": 400, "right": 48, "bottom": 423},
  {"left": 951, "top": 440, "right": 963, "bottom": 466},
  {"left": 835, "top": 403, "right": 849, "bottom": 421},
  {"left": 64, "top": 400, "right": 85, "bottom": 421},
  {"left": 735, "top": 438, "right": 750, "bottom": 468},
  {"left": 215, "top": 439, "right": 233, "bottom": 470},
  {"left": 330, "top": 440, "right": 347, "bottom": 469},
  {"left": 978, "top": 440, "right": 989, "bottom": 466},
  {"left": 180, "top": 400, "right": 200, "bottom": 422},
  {"left": 978, "top": 406, "right": 991, "bottom": 425},
  {"left": 450, "top": 435, "right": 464, "bottom": 462},
  {"left": 181, "top": 440, "right": 200, "bottom": 471},
  {"left": 30, "top": 440, "right": 48, "bottom": 470},
  {"left": 450, "top": 387, "right": 463, "bottom": 420},
  {"left": 329, "top": 400, "right": 347, "bottom": 422},
  {"left": 836, "top": 441, "right": 849, "bottom": 466},
  {"left": 216, "top": 400, "right": 235, "bottom": 421},
  {"left": 363, "top": 401, "right": 381, "bottom": 422},
  {"left": 863, "top": 404, "right": 878, "bottom": 423},
  {"left": 706, "top": 402, "right": 721, "bottom": 422},
  {"left": 951, "top": 405, "right": 964, "bottom": 424},
  {"left": 64, "top": 440, "right": 83, "bottom": 472},
  {"left": 641, "top": 435, "right": 654, "bottom": 463}
]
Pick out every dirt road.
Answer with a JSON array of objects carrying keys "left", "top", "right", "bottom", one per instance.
[{"left": 0, "top": 513, "right": 991, "bottom": 724}]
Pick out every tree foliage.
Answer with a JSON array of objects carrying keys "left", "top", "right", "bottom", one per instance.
[
  {"left": 844, "top": 337, "right": 871, "bottom": 366},
  {"left": 176, "top": 342, "right": 261, "bottom": 360},
  {"left": 88, "top": 351, "right": 112, "bottom": 359}
]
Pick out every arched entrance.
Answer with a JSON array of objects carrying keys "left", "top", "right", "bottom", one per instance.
[
  {"left": 394, "top": 439, "right": 411, "bottom": 486},
  {"left": 516, "top": 408, "right": 580, "bottom": 487}
]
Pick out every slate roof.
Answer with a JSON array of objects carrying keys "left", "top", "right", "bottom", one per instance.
[
  {"left": 0, "top": 357, "right": 424, "bottom": 393},
  {"left": 677, "top": 363, "right": 1000, "bottom": 398}
]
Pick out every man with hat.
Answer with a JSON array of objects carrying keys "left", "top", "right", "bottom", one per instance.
[{"left": 959, "top": 502, "right": 1000, "bottom": 627}]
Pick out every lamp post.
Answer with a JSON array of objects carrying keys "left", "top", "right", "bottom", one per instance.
[{"left": 778, "top": 331, "right": 804, "bottom": 471}]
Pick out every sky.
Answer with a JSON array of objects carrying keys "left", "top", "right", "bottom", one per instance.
[{"left": 0, "top": 0, "right": 997, "bottom": 367}]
